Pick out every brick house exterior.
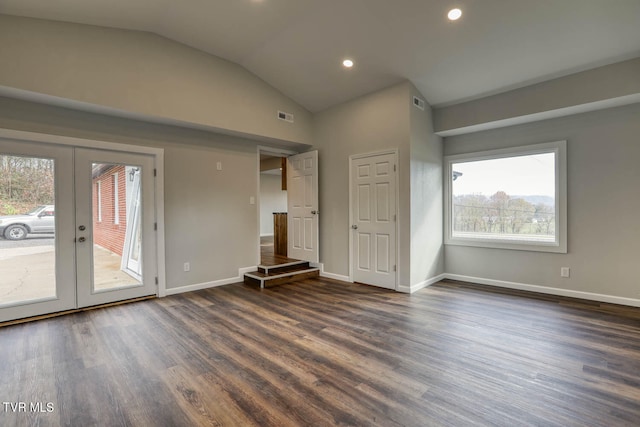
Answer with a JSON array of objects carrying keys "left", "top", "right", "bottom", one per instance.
[{"left": 92, "top": 165, "right": 127, "bottom": 256}]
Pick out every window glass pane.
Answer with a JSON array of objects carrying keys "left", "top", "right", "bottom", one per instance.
[
  {"left": 0, "top": 154, "right": 56, "bottom": 306},
  {"left": 92, "top": 163, "right": 142, "bottom": 292},
  {"left": 451, "top": 152, "right": 556, "bottom": 242}
]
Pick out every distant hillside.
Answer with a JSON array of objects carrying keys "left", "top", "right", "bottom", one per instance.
[{"left": 512, "top": 195, "right": 554, "bottom": 206}]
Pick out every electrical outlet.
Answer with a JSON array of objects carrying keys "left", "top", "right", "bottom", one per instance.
[
  {"left": 216, "top": 162, "right": 222, "bottom": 171},
  {"left": 250, "top": 196, "right": 255, "bottom": 205},
  {"left": 560, "top": 267, "right": 570, "bottom": 278},
  {"left": 184, "top": 262, "right": 190, "bottom": 272}
]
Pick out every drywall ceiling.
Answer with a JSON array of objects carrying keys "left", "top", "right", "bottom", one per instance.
[{"left": 1, "top": 0, "right": 639, "bottom": 112}]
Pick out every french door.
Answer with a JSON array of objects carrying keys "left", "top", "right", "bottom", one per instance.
[{"left": 0, "top": 140, "right": 157, "bottom": 323}]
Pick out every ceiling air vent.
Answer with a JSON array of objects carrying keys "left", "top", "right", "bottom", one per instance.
[
  {"left": 412, "top": 96, "right": 425, "bottom": 111},
  {"left": 277, "top": 110, "right": 294, "bottom": 123}
]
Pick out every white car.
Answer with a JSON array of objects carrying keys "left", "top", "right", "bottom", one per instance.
[{"left": 0, "top": 205, "right": 55, "bottom": 240}]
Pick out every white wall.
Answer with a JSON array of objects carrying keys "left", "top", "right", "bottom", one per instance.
[
  {"left": 259, "top": 173, "right": 287, "bottom": 236},
  {"left": 0, "top": 14, "right": 313, "bottom": 146},
  {"left": 443, "top": 102, "right": 640, "bottom": 302}
]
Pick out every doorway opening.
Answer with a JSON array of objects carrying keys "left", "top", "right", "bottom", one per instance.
[
  {"left": 246, "top": 147, "right": 320, "bottom": 288},
  {"left": 258, "top": 149, "right": 294, "bottom": 267}
]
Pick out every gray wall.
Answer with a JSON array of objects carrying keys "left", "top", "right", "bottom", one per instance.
[
  {"left": 0, "top": 14, "right": 313, "bottom": 146},
  {"left": 313, "top": 82, "right": 411, "bottom": 283},
  {"left": 0, "top": 96, "right": 260, "bottom": 290},
  {"left": 443, "top": 102, "right": 640, "bottom": 300},
  {"left": 434, "top": 58, "right": 640, "bottom": 135},
  {"left": 409, "top": 84, "right": 444, "bottom": 286},
  {"left": 313, "top": 81, "right": 444, "bottom": 288}
]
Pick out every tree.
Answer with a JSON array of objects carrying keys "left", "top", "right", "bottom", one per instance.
[{"left": 0, "top": 155, "right": 54, "bottom": 215}]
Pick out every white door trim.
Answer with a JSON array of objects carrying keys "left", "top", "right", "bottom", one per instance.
[
  {"left": 0, "top": 128, "right": 167, "bottom": 297},
  {"left": 348, "top": 149, "right": 399, "bottom": 289}
]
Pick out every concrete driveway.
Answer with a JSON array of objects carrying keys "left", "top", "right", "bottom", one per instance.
[{"left": 0, "top": 235, "right": 139, "bottom": 307}]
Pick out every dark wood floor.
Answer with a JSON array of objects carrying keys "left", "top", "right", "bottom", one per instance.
[{"left": 1, "top": 278, "right": 640, "bottom": 426}]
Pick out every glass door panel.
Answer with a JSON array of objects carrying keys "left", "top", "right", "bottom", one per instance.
[
  {"left": 91, "top": 163, "right": 142, "bottom": 291},
  {"left": 0, "top": 140, "right": 75, "bottom": 323}
]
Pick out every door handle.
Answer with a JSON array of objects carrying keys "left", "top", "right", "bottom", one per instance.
[
  {"left": 352, "top": 225, "right": 358, "bottom": 229},
  {"left": 311, "top": 210, "right": 319, "bottom": 215},
  {"left": 78, "top": 237, "right": 86, "bottom": 243}
]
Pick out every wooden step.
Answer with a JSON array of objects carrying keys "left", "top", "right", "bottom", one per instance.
[
  {"left": 244, "top": 264, "right": 319, "bottom": 289},
  {"left": 258, "top": 260, "right": 310, "bottom": 275}
]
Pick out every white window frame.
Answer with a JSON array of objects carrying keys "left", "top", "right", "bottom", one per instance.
[
  {"left": 113, "top": 172, "right": 119, "bottom": 225},
  {"left": 444, "top": 140, "right": 567, "bottom": 253},
  {"left": 96, "top": 181, "right": 102, "bottom": 223}
]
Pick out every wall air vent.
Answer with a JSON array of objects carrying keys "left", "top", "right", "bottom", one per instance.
[
  {"left": 412, "top": 96, "right": 426, "bottom": 111},
  {"left": 277, "top": 110, "right": 294, "bottom": 123}
]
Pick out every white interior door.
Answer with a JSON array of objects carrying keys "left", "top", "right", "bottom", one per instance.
[
  {"left": 75, "top": 148, "right": 157, "bottom": 307},
  {"left": 287, "top": 150, "right": 319, "bottom": 262},
  {"left": 351, "top": 152, "right": 397, "bottom": 289}
]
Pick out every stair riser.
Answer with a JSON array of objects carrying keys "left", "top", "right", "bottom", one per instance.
[
  {"left": 258, "top": 262, "right": 310, "bottom": 275},
  {"left": 244, "top": 270, "right": 320, "bottom": 289},
  {"left": 261, "top": 270, "right": 319, "bottom": 288}
]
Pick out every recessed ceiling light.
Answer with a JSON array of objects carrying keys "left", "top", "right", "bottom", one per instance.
[
  {"left": 448, "top": 8, "right": 462, "bottom": 21},
  {"left": 342, "top": 59, "right": 354, "bottom": 68}
]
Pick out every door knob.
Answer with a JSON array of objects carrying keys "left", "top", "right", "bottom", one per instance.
[
  {"left": 311, "top": 210, "right": 319, "bottom": 215},
  {"left": 352, "top": 225, "right": 358, "bottom": 229},
  {"left": 78, "top": 237, "right": 86, "bottom": 243},
  {"left": 78, "top": 225, "right": 86, "bottom": 231}
]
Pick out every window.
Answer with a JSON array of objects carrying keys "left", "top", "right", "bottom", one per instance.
[
  {"left": 113, "top": 173, "right": 119, "bottom": 225},
  {"left": 445, "top": 140, "right": 566, "bottom": 253},
  {"left": 96, "top": 181, "right": 102, "bottom": 223}
]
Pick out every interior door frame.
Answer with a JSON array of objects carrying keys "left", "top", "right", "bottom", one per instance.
[
  {"left": 348, "top": 149, "right": 399, "bottom": 289},
  {"left": 255, "top": 145, "right": 297, "bottom": 265},
  {"left": 0, "top": 128, "right": 167, "bottom": 297}
]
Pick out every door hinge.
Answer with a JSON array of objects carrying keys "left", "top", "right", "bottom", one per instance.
[
  {"left": 393, "top": 265, "right": 397, "bottom": 272},
  {"left": 154, "top": 168, "right": 157, "bottom": 177},
  {"left": 154, "top": 222, "right": 157, "bottom": 231},
  {"left": 394, "top": 164, "right": 396, "bottom": 172},
  {"left": 155, "top": 277, "right": 159, "bottom": 285}
]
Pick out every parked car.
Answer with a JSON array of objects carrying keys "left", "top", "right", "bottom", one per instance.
[{"left": 0, "top": 205, "right": 55, "bottom": 240}]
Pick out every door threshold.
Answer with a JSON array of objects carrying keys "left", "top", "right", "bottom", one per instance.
[{"left": 0, "top": 295, "right": 156, "bottom": 328}]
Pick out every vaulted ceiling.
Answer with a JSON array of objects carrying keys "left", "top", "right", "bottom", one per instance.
[{"left": 1, "top": 0, "right": 639, "bottom": 112}]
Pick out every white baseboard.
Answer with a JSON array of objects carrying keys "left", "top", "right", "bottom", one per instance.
[
  {"left": 163, "top": 264, "right": 640, "bottom": 309},
  {"left": 397, "top": 273, "right": 448, "bottom": 293},
  {"left": 313, "top": 263, "right": 351, "bottom": 282},
  {"left": 260, "top": 233, "right": 274, "bottom": 238},
  {"left": 445, "top": 274, "right": 640, "bottom": 308},
  {"left": 165, "top": 266, "right": 256, "bottom": 296}
]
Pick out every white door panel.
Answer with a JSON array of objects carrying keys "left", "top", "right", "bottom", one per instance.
[
  {"left": 75, "top": 148, "right": 157, "bottom": 307},
  {"left": 287, "top": 151, "right": 318, "bottom": 262},
  {"left": 0, "top": 139, "right": 76, "bottom": 322},
  {"left": 351, "top": 152, "right": 397, "bottom": 289}
]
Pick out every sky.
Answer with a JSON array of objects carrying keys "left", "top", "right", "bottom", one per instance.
[{"left": 452, "top": 153, "right": 555, "bottom": 197}]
